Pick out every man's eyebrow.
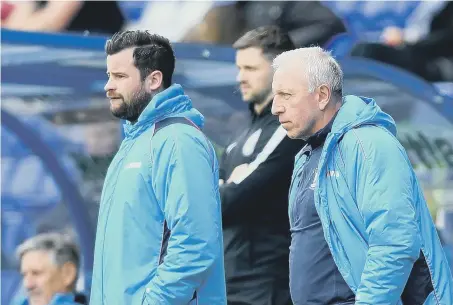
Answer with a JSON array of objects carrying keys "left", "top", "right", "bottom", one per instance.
[
  {"left": 106, "top": 71, "right": 126, "bottom": 76},
  {"left": 276, "top": 88, "right": 291, "bottom": 94}
]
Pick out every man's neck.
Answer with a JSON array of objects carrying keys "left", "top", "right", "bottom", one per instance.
[
  {"left": 253, "top": 95, "right": 273, "bottom": 115},
  {"left": 312, "top": 101, "right": 341, "bottom": 135}
]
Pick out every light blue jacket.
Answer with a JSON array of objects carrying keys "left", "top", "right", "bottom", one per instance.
[
  {"left": 16, "top": 293, "right": 78, "bottom": 305},
  {"left": 291, "top": 95, "right": 453, "bottom": 305},
  {"left": 90, "top": 84, "right": 226, "bottom": 305}
]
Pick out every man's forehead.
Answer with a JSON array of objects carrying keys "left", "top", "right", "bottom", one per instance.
[
  {"left": 21, "top": 250, "right": 53, "bottom": 269},
  {"left": 273, "top": 66, "right": 305, "bottom": 90},
  {"left": 236, "top": 47, "right": 269, "bottom": 65},
  {"left": 277, "top": 61, "right": 303, "bottom": 74},
  {"left": 274, "top": 65, "right": 298, "bottom": 81},
  {"left": 106, "top": 47, "right": 135, "bottom": 69}
]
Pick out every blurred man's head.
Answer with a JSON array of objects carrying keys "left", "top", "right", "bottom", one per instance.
[
  {"left": 104, "top": 30, "right": 175, "bottom": 122},
  {"left": 233, "top": 26, "right": 295, "bottom": 112},
  {"left": 17, "top": 233, "right": 80, "bottom": 305},
  {"left": 271, "top": 47, "right": 343, "bottom": 139}
]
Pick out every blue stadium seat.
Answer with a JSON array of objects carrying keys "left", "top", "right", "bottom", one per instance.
[{"left": 324, "top": 32, "right": 358, "bottom": 58}]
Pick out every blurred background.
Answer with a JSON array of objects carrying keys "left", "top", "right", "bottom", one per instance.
[{"left": 1, "top": 1, "right": 452, "bottom": 304}]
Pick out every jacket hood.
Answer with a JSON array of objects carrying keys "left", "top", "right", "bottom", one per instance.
[
  {"left": 123, "top": 84, "right": 204, "bottom": 137},
  {"left": 332, "top": 95, "right": 397, "bottom": 137}
]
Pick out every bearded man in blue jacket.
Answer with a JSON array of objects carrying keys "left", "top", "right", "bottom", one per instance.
[
  {"left": 271, "top": 46, "right": 453, "bottom": 305},
  {"left": 90, "top": 30, "right": 226, "bottom": 305}
]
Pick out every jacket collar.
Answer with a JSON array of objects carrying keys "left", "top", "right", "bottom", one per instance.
[
  {"left": 306, "top": 112, "right": 337, "bottom": 149},
  {"left": 122, "top": 84, "right": 204, "bottom": 139},
  {"left": 19, "top": 293, "right": 75, "bottom": 305}
]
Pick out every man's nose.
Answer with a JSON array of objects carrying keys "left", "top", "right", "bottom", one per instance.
[
  {"left": 23, "top": 276, "right": 36, "bottom": 290},
  {"left": 271, "top": 101, "right": 285, "bottom": 116},
  {"left": 104, "top": 78, "right": 115, "bottom": 92},
  {"left": 236, "top": 70, "right": 246, "bottom": 83}
]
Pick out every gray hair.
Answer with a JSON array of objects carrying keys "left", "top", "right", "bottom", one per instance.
[
  {"left": 272, "top": 46, "right": 343, "bottom": 98},
  {"left": 17, "top": 232, "right": 80, "bottom": 281}
]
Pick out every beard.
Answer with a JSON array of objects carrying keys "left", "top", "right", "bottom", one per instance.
[
  {"left": 110, "top": 86, "right": 153, "bottom": 122},
  {"left": 249, "top": 87, "right": 272, "bottom": 105},
  {"left": 240, "top": 82, "right": 273, "bottom": 105}
]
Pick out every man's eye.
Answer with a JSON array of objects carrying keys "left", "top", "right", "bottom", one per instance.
[
  {"left": 282, "top": 93, "right": 291, "bottom": 99},
  {"left": 108, "top": 74, "right": 125, "bottom": 79}
]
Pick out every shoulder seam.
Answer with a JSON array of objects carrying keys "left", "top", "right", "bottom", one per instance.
[{"left": 350, "top": 129, "right": 368, "bottom": 160}]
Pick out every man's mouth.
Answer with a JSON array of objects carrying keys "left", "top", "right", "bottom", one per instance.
[
  {"left": 109, "top": 97, "right": 123, "bottom": 104},
  {"left": 28, "top": 291, "right": 41, "bottom": 298}
]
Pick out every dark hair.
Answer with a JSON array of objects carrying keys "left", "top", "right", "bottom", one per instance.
[
  {"left": 233, "top": 26, "right": 295, "bottom": 61},
  {"left": 105, "top": 30, "right": 175, "bottom": 88}
]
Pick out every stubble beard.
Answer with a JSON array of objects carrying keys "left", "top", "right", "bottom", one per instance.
[{"left": 111, "top": 87, "right": 153, "bottom": 122}]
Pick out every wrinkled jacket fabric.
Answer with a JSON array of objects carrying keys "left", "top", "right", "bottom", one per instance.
[
  {"left": 90, "top": 84, "right": 226, "bottom": 305},
  {"left": 291, "top": 95, "right": 453, "bottom": 305}
]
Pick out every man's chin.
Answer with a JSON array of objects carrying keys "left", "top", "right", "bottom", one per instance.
[
  {"left": 241, "top": 96, "right": 251, "bottom": 103},
  {"left": 240, "top": 92, "right": 254, "bottom": 103},
  {"left": 110, "top": 105, "right": 126, "bottom": 119},
  {"left": 29, "top": 295, "right": 47, "bottom": 305},
  {"left": 286, "top": 131, "right": 297, "bottom": 139},
  {"left": 286, "top": 129, "right": 303, "bottom": 140}
]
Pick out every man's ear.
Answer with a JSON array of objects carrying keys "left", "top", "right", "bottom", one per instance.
[
  {"left": 61, "top": 262, "right": 77, "bottom": 289},
  {"left": 318, "top": 84, "right": 331, "bottom": 111},
  {"left": 145, "top": 70, "right": 163, "bottom": 91}
]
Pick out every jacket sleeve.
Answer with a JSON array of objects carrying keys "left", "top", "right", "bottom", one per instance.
[
  {"left": 220, "top": 132, "right": 302, "bottom": 225},
  {"left": 145, "top": 126, "right": 222, "bottom": 304},
  {"left": 349, "top": 127, "right": 421, "bottom": 305}
]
